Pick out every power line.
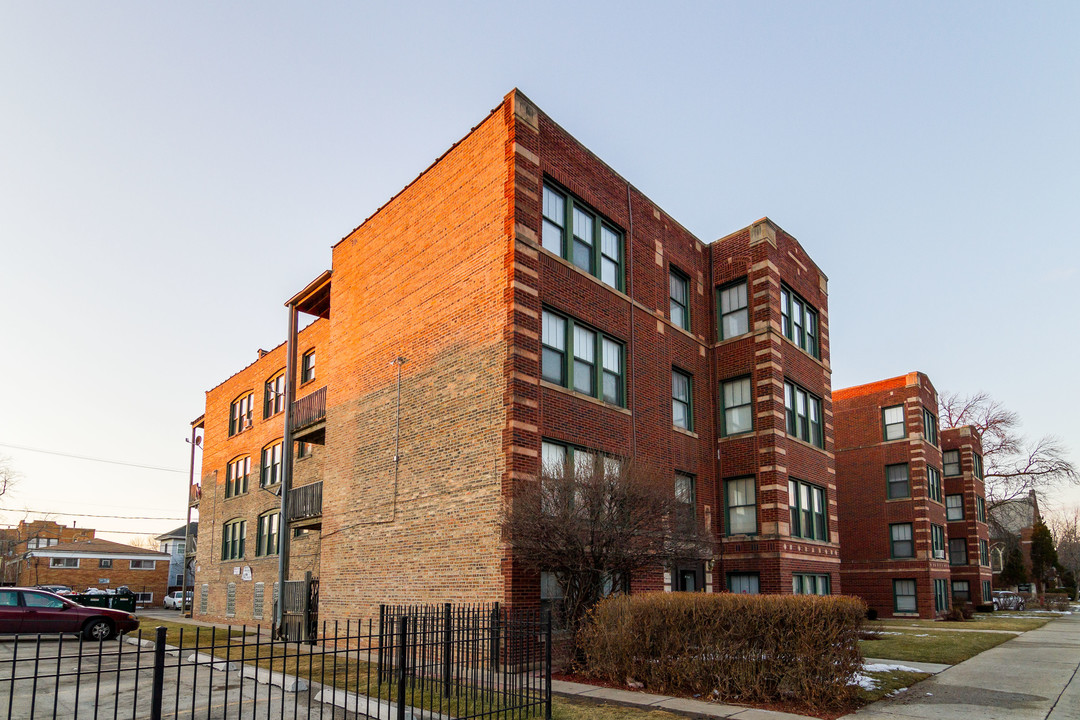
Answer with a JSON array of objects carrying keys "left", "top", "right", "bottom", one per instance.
[
  {"left": 0, "top": 442, "right": 187, "bottom": 473},
  {"left": 0, "top": 510, "right": 184, "bottom": 521}
]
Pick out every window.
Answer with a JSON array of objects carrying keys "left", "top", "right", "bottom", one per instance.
[
  {"left": 669, "top": 267, "right": 690, "bottom": 330},
  {"left": 130, "top": 559, "right": 156, "bottom": 570},
  {"left": 890, "top": 523, "right": 914, "bottom": 558},
  {"left": 260, "top": 442, "right": 283, "bottom": 487},
  {"left": 934, "top": 578, "right": 950, "bottom": 611},
  {"left": 982, "top": 580, "right": 992, "bottom": 603},
  {"left": 972, "top": 453, "right": 983, "bottom": 479},
  {"left": 99, "top": 559, "right": 112, "bottom": 569},
  {"left": 229, "top": 392, "right": 254, "bottom": 436},
  {"left": 24, "top": 592, "right": 67, "bottom": 609},
  {"left": 540, "top": 440, "right": 621, "bottom": 508},
  {"left": 943, "top": 449, "right": 961, "bottom": 476},
  {"left": 721, "top": 377, "right": 753, "bottom": 436},
  {"left": 301, "top": 349, "right": 316, "bottom": 384},
  {"left": 946, "top": 494, "right": 964, "bottom": 521},
  {"left": 882, "top": 405, "right": 905, "bottom": 441},
  {"left": 134, "top": 592, "right": 154, "bottom": 604},
  {"left": 976, "top": 497, "right": 986, "bottom": 523},
  {"left": 980, "top": 539, "right": 989, "bottom": 566},
  {"left": 931, "top": 524, "right": 946, "bottom": 559},
  {"left": 541, "top": 183, "right": 623, "bottom": 290},
  {"left": 727, "top": 573, "right": 760, "bottom": 594},
  {"left": 784, "top": 381, "right": 824, "bottom": 448},
  {"left": 792, "top": 574, "right": 831, "bottom": 595},
  {"left": 893, "top": 579, "right": 917, "bottom": 613},
  {"left": 725, "top": 477, "right": 756, "bottom": 535},
  {"left": 923, "top": 408, "right": 938, "bottom": 446},
  {"left": 50, "top": 557, "right": 79, "bottom": 568},
  {"left": 950, "top": 538, "right": 968, "bottom": 565},
  {"left": 718, "top": 280, "right": 749, "bottom": 340},
  {"left": 221, "top": 520, "right": 246, "bottom": 561},
  {"left": 264, "top": 372, "right": 286, "bottom": 418},
  {"left": 541, "top": 309, "right": 624, "bottom": 406},
  {"left": 927, "top": 466, "right": 942, "bottom": 503},
  {"left": 225, "top": 456, "right": 250, "bottom": 498},
  {"left": 27, "top": 538, "right": 58, "bottom": 549},
  {"left": 886, "top": 464, "right": 911, "bottom": 500},
  {"left": 675, "top": 473, "right": 696, "bottom": 531},
  {"left": 952, "top": 580, "right": 971, "bottom": 603},
  {"left": 672, "top": 370, "right": 693, "bottom": 430},
  {"left": 256, "top": 512, "right": 280, "bottom": 557},
  {"left": 296, "top": 441, "right": 312, "bottom": 459},
  {"left": 789, "top": 479, "right": 827, "bottom": 541},
  {"left": 779, "top": 284, "right": 819, "bottom": 357}
]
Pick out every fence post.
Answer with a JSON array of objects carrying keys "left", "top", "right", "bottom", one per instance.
[
  {"left": 395, "top": 615, "right": 408, "bottom": 720},
  {"left": 544, "top": 609, "right": 552, "bottom": 720},
  {"left": 490, "top": 601, "right": 500, "bottom": 674},
  {"left": 150, "top": 626, "right": 167, "bottom": 720},
  {"left": 442, "top": 602, "right": 452, "bottom": 698},
  {"left": 378, "top": 604, "right": 386, "bottom": 682},
  {"left": 302, "top": 571, "right": 312, "bottom": 644}
]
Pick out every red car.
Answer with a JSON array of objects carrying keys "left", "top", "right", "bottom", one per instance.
[{"left": 0, "top": 588, "right": 140, "bottom": 641}]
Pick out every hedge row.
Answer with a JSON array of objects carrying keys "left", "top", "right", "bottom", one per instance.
[{"left": 577, "top": 592, "right": 866, "bottom": 709}]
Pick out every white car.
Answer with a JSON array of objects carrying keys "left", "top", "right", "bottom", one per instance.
[{"left": 163, "top": 591, "right": 193, "bottom": 610}]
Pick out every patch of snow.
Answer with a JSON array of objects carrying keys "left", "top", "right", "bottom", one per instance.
[
  {"left": 863, "top": 663, "right": 925, "bottom": 674},
  {"left": 851, "top": 673, "right": 879, "bottom": 690}
]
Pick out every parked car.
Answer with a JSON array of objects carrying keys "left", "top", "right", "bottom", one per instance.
[
  {"left": 992, "top": 590, "right": 1026, "bottom": 611},
  {"left": 163, "top": 591, "right": 193, "bottom": 610},
  {"left": 35, "top": 585, "right": 72, "bottom": 595},
  {"left": 0, "top": 588, "right": 139, "bottom": 640}
]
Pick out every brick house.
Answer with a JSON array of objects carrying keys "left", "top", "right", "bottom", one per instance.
[
  {"left": 191, "top": 89, "right": 840, "bottom": 626},
  {"left": 941, "top": 426, "right": 993, "bottom": 606},
  {"left": 1, "top": 520, "right": 96, "bottom": 585}
]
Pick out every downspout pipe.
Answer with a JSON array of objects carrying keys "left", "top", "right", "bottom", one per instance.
[{"left": 276, "top": 302, "right": 298, "bottom": 638}]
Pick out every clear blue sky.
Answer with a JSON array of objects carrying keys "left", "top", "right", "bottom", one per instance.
[{"left": 1, "top": 1, "right": 1077, "bottom": 541}]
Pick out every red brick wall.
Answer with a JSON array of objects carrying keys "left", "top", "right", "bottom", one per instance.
[
  {"left": 942, "top": 426, "right": 992, "bottom": 604},
  {"left": 23, "top": 557, "right": 170, "bottom": 604}
]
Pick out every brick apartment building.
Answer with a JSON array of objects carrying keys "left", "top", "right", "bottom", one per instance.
[
  {"left": 941, "top": 426, "right": 993, "bottom": 606},
  {"left": 191, "top": 89, "right": 840, "bottom": 626}
]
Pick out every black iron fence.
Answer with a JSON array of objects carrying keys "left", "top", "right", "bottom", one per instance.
[{"left": 0, "top": 604, "right": 551, "bottom": 720}]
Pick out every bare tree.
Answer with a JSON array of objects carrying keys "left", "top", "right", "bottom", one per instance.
[
  {"left": 127, "top": 534, "right": 160, "bottom": 551},
  {"left": 939, "top": 391, "right": 1078, "bottom": 509},
  {"left": 0, "top": 456, "right": 19, "bottom": 501},
  {"left": 1048, "top": 507, "right": 1080, "bottom": 583},
  {"left": 501, "top": 456, "right": 714, "bottom": 639}
]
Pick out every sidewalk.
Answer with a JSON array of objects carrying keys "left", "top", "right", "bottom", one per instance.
[{"left": 843, "top": 612, "right": 1080, "bottom": 719}]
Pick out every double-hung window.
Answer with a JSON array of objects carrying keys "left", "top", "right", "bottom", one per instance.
[
  {"left": 669, "top": 267, "right": 690, "bottom": 330},
  {"left": 972, "top": 453, "right": 983, "bottom": 479},
  {"left": 952, "top": 580, "right": 970, "bottom": 603},
  {"left": 727, "top": 573, "right": 760, "bottom": 594},
  {"left": 886, "top": 464, "right": 910, "bottom": 499},
  {"left": 301, "top": 349, "right": 316, "bottom": 383},
  {"left": 976, "top": 496, "right": 986, "bottom": 523},
  {"left": 931, "top": 524, "right": 946, "bottom": 559},
  {"left": 226, "top": 457, "right": 250, "bottom": 498},
  {"left": 221, "top": 519, "right": 246, "bottom": 561},
  {"left": 923, "top": 408, "right": 938, "bottom": 445},
  {"left": 792, "top": 574, "right": 831, "bottom": 595},
  {"left": 264, "top": 372, "right": 286, "bottom": 418},
  {"left": 789, "top": 479, "right": 827, "bottom": 541},
  {"left": 982, "top": 580, "right": 992, "bottom": 603},
  {"left": 780, "top": 284, "right": 819, "bottom": 358},
  {"left": 718, "top": 280, "right": 749, "bottom": 339},
  {"left": 675, "top": 473, "right": 696, "bottom": 531},
  {"left": 725, "top": 477, "right": 756, "bottom": 535},
  {"left": 927, "top": 466, "right": 943, "bottom": 503},
  {"left": 979, "top": 539, "right": 989, "bottom": 566},
  {"left": 541, "top": 184, "right": 623, "bottom": 291},
  {"left": 261, "top": 441, "right": 283, "bottom": 487},
  {"left": 894, "top": 579, "right": 917, "bottom": 613},
  {"left": 130, "top": 559, "right": 156, "bottom": 570},
  {"left": 721, "top": 377, "right": 753, "bottom": 436},
  {"left": 541, "top": 309, "right": 624, "bottom": 406},
  {"left": 229, "top": 392, "right": 254, "bottom": 436},
  {"left": 950, "top": 537, "right": 968, "bottom": 565},
  {"left": 256, "top": 512, "right": 280, "bottom": 557},
  {"left": 882, "top": 405, "right": 905, "bottom": 441},
  {"left": 890, "top": 523, "right": 914, "bottom": 558},
  {"left": 672, "top": 370, "right": 693, "bottom": 430},
  {"left": 943, "top": 449, "right": 961, "bottom": 476},
  {"left": 784, "top": 381, "right": 823, "bottom": 447},
  {"left": 934, "top": 579, "right": 950, "bottom": 611},
  {"left": 946, "top": 494, "right": 964, "bottom": 521},
  {"left": 50, "top": 557, "right": 78, "bottom": 568}
]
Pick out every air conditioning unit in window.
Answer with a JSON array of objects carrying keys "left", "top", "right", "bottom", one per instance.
[
  {"left": 243, "top": 418, "right": 253, "bottom": 429},
  {"left": 933, "top": 550, "right": 945, "bottom": 560}
]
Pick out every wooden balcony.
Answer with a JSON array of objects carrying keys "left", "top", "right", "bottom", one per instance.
[
  {"left": 291, "top": 386, "right": 326, "bottom": 443},
  {"left": 288, "top": 481, "right": 322, "bottom": 527},
  {"left": 188, "top": 483, "right": 201, "bottom": 507}
]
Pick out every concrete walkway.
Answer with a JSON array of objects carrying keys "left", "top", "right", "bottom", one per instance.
[{"left": 844, "top": 612, "right": 1080, "bottom": 719}]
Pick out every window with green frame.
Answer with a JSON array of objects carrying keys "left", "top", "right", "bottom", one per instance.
[
  {"left": 225, "top": 456, "right": 250, "bottom": 498},
  {"left": 669, "top": 267, "right": 690, "bottom": 330},
  {"left": 717, "top": 279, "right": 749, "bottom": 340},
  {"left": 882, "top": 405, "right": 905, "bottom": 441},
  {"left": 943, "top": 449, "right": 961, "bottom": 476},
  {"left": 260, "top": 441, "right": 282, "bottom": 487},
  {"left": 721, "top": 377, "right": 753, "bottom": 436},
  {"left": 779, "top": 284, "right": 819, "bottom": 358},
  {"left": 221, "top": 519, "right": 246, "bottom": 561},
  {"left": 788, "top": 479, "right": 827, "bottom": 541},
  {"left": 541, "top": 308, "right": 624, "bottom": 406},
  {"left": 894, "top": 579, "right": 917, "bottom": 613},
  {"left": 934, "top": 578, "right": 950, "bottom": 611},
  {"left": 950, "top": 537, "right": 968, "bottom": 565},
  {"left": 675, "top": 472, "right": 696, "bottom": 531},
  {"left": 927, "top": 465, "right": 943, "bottom": 503},
  {"left": 972, "top": 453, "right": 983, "bottom": 479},
  {"left": 946, "top": 494, "right": 964, "bottom": 521},
  {"left": 541, "top": 183, "right": 623, "bottom": 291},
  {"left": 979, "top": 539, "right": 989, "bottom": 565},
  {"left": 923, "top": 408, "right": 939, "bottom": 446},
  {"left": 792, "top": 574, "right": 831, "bottom": 595},
  {"left": 672, "top": 369, "right": 693, "bottom": 431},
  {"left": 725, "top": 477, "right": 756, "bottom": 536},
  {"left": 229, "top": 392, "right": 254, "bottom": 436},
  {"left": 264, "top": 371, "right": 285, "bottom": 418},
  {"left": 255, "top": 511, "right": 279, "bottom": 557},
  {"left": 982, "top": 580, "right": 992, "bottom": 603},
  {"left": 890, "top": 523, "right": 914, "bottom": 558},
  {"left": 784, "top": 380, "right": 823, "bottom": 448},
  {"left": 541, "top": 440, "right": 621, "bottom": 479},
  {"left": 976, "top": 496, "right": 986, "bottom": 523},
  {"left": 931, "top": 524, "right": 946, "bottom": 560},
  {"left": 727, "top": 573, "right": 759, "bottom": 594},
  {"left": 886, "top": 464, "right": 910, "bottom": 499}
]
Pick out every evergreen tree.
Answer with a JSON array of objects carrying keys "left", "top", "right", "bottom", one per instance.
[
  {"left": 1030, "top": 519, "right": 1059, "bottom": 592},
  {"left": 999, "top": 543, "right": 1028, "bottom": 587}
]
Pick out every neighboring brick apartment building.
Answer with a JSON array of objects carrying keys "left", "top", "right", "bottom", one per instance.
[
  {"left": 1, "top": 520, "right": 169, "bottom": 605},
  {"left": 192, "top": 89, "right": 840, "bottom": 626},
  {"left": 941, "top": 426, "right": 993, "bottom": 606}
]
